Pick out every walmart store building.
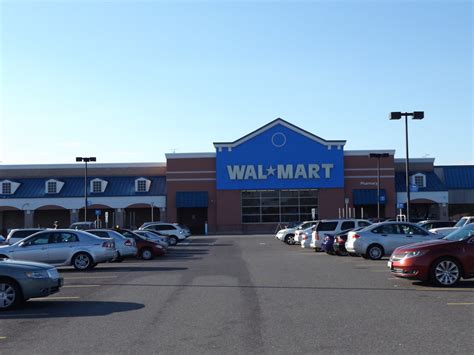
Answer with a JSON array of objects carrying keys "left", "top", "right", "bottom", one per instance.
[{"left": 1, "top": 119, "right": 473, "bottom": 234}]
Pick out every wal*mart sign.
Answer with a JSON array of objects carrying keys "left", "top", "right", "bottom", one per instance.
[
  {"left": 215, "top": 122, "right": 345, "bottom": 190},
  {"left": 227, "top": 163, "right": 334, "bottom": 180}
]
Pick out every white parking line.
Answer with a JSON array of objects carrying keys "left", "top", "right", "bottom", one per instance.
[
  {"left": 62, "top": 276, "right": 118, "bottom": 280},
  {"left": 34, "top": 296, "right": 81, "bottom": 301},
  {"left": 0, "top": 337, "right": 6, "bottom": 340},
  {"left": 415, "top": 288, "right": 474, "bottom": 292},
  {"left": 62, "top": 284, "right": 101, "bottom": 288},
  {"left": 447, "top": 302, "right": 474, "bottom": 306}
]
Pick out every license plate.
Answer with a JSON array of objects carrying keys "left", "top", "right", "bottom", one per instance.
[{"left": 387, "top": 261, "right": 392, "bottom": 269}]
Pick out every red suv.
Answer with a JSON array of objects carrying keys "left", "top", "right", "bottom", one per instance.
[
  {"left": 388, "top": 224, "right": 474, "bottom": 286},
  {"left": 114, "top": 229, "right": 166, "bottom": 260}
]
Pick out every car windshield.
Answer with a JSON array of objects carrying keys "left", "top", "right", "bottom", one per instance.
[
  {"left": 454, "top": 217, "right": 468, "bottom": 228},
  {"left": 443, "top": 225, "right": 474, "bottom": 241}
]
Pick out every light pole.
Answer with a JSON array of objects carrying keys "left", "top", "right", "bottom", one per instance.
[
  {"left": 369, "top": 153, "right": 389, "bottom": 220},
  {"left": 390, "top": 111, "right": 424, "bottom": 221},
  {"left": 150, "top": 202, "right": 154, "bottom": 222},
  {"left": 76, "top": 157, "right": 96, "bottom": 222}
]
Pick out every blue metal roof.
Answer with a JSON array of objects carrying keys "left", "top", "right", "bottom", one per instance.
[
  {"left": 395, "top": 172, "right": 446, "bottom": 192},
  {"left": 438, "top": 166, "right": 474, "bottom": 189},
  {"left": 353, "top": 189, "right": 386, "bottom": 205},
  {"left": 0, "top": 176, "right": 166, "bottom": 199},
  {"left": 176, "top": 191, "right": 208, "bottom": 208}
]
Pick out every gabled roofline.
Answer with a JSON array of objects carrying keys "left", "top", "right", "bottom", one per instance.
[{"left": 213, "top": 118, "right": 346, "bottom": 149}]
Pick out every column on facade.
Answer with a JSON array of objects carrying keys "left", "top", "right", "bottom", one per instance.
[
  {"left": 70, "top": 209, "right": 79, "bottom": 226},
  {"left": 159, "top": 208, "right": 166, "bottom": 222},
  {"left": 24, "top": 210, "right": 34, "bottom": 228},
  {"left": 438, "top": 203, "right": 449, "bottom": 221},
  {"left": 114, "top": 208, "right": 125, "bottom": 228}
]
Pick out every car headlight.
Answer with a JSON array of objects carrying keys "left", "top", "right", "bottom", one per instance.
[
  {"left": 404, "top": 250, "right": 426, "bottom": 259},
  {"left": 25, "top": 270, "right": 50, "bottom": 279},
  {"left": 47, "top": 268, "right": 60, "bottom": 279}
]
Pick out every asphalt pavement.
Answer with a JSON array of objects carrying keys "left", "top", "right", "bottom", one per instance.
[{"left": 1, "top": 235, "right": 473, "bottom": 354}]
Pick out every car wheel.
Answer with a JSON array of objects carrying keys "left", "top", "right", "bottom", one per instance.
[
  {"left": 113, "top": 252, "right": 124, "bottom": 263},
  {"left": 168, "top": 236, "right": 178, "bottom": 246},
  {"left": 349, "top": 253, "right": 359, "bottom": 257},
  {"left": 0, "top": 278, "right": 22, "bottom": 311},
  {"left": 367, "top": 244, "right": 384, "bottom": 260},
  {"left": 430, "top": 258, "right": 461, "bottom": 287},
  {"left": 336, "top": 250, "right": 349, "bottom": 256},
  {"left": 141, "top": 248, "right": 154, "bottom": 260},
  {"left": 284, "top": 234, "right": 295, "bottom": 245},
  {"left": 72, "top": 252, "right": 93, "bottom": 271},
  {"left": 361, "top": 253, "right": 369, "bottom": 259},
  {"left": 0, "top": 255, "right": 8, "bottom": 259}
]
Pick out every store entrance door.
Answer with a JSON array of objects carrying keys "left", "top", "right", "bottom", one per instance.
[{"left": 177, "top": 207, "right": 207, "bottom": 235}]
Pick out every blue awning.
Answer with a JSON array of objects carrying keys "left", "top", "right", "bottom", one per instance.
[
  {"left": 353, "top": 189, "right": 386, "bottom": 205},
  {"left": 176, "top": 191, "right": 208, "bottom": 208}
]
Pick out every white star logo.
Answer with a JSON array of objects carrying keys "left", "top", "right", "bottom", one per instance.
[{"left": 266, "top": 166, "right": 276, "bottom": 176}]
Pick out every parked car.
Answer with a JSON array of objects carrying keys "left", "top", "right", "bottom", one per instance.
[
  {"left": 429, "top": 216, "right": 474, "bottom": 236},
  {"left": 114, "top": 229, "right": 166, "bottom": 260},
  {"left": 0, "top": 258, "right": 63, "bottom": 311},
  {"left": 276, "top": 221, "right": 317, "bottom": 245},
  {"left": 310, "top": 219, "right": 372, "bottom": 251},
  {"left": 133, "top": 230, "right": 169, "bottom": 250},
  {"left": 296, "top": 223, "right": 318, "bottom": 247},
  {"left": 139, "top": 223, "right": 190, "bottom": 246},
  {"left": 0, "top": 234, "right": 5, "bottom": 244},
  {"left": 332, "top": 227, "right": 366, "bottom": 256},
  {"left": 6, "top": 229, "right": 45, "bottom": 245},
  {"left": 0, "top": 230, "right": 116, "bottom": 271},
  {"left": 389, "top": 224, "right": 474, "bottom": 286},
  {"left": 345, "top": 222, "right": 441, "bottom": 260},
  {"left": 417, "top": 220, "right": 456, "bottom": 231},
  {"left": 86, "top": 229, "right": 137, "bottom": 261}
]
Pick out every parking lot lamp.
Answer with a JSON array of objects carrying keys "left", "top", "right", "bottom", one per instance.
[
  {"left": 369, "top": 153, "right": 390, "bottom": 220},
  {"left": 75, "top": 157, "right": 96, "bottom": 222},
  {"left": 390, "top": 111, "right": 424, "bottom": 221}
]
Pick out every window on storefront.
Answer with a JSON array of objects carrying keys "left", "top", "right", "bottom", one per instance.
[
  {"left": 241, "top": 189, "right": 318, "bottom": 223},
  {"left": 93, "top": 180, "right": 102, "bottom": 193}
]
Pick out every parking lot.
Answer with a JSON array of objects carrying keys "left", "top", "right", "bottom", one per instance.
[{"left": 1, "top": 235, "right": 473, "bottom": 354}]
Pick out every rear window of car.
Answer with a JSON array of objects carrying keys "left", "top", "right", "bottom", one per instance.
[
  {"left": 317, "top": 222, "right": 338, "bottom": 231},
  {"left": 341, "top": 221, "right": 355, "bottom": 230},
  {"left": 89, "top": 231, "right": 109, "bottom": 238}
]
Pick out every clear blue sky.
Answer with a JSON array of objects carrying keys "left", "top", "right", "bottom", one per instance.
[{"left": 1, "top": 0, "right": 472, "bottom": 165}]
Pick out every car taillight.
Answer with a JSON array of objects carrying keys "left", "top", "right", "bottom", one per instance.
[
  {"left": 124, "top": 240, "right": 132, "bottom": 246},
  {"left": 102, "top": 241, "right": 114, "bottom": 248},
  {"left": 353, "top": 234, "right": 360, "bottom": 239},
  {"left": 315, "top": 232, "right": 320, "bottom": 241}
]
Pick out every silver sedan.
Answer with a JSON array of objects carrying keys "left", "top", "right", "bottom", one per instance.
[
  {"left": 0, "top": 229, "right": 116, "bottom": 271},
  {"left": 86, "top": 229, "right": 137, "bottom": 261},
  {"left": 345, "top": 222, "right": 442, "bottom": 260}
]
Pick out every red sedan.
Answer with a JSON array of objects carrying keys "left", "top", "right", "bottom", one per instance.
[
  {"left": 114, "top": 229, "right": 166, "bottom": 260},
  {"left": 388, "top": 224, "right": 474, "bottom": 286}
]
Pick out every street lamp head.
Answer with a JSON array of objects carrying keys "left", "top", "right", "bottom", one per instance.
[
  {"left": 390, "top": 112, "right": 402, "bottom": 120},
  {"left": 89, "top": 157, "right": 97, "bottom": 162},
  {"left": 413, "top": 111, "right": 424, "bottom": 120}
]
